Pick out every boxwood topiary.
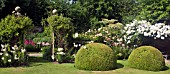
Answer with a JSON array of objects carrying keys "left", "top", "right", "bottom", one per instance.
[
  {"left": 75, "top": 43, "right": 117, "bottom": 71},
  {"left": 128, "top": 46, "right": 165, "bottom": 71}
]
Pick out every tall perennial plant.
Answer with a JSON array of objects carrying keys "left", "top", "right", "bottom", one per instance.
[{"left": 0, "top": 44, "right": 28, "bottom": 67}]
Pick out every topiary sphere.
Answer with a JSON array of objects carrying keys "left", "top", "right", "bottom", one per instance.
[
  {"left": 128, "top": 46, "right": 165, "bottom": 71},
  {"left": 75, "top": 43, "right": 117, "bottom": 71}
]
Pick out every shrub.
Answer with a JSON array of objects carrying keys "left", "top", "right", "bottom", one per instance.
[
  {"left": 47, "top": 14, "right": 74, "bottom": 53},
  {"left": 75, "top": 43, "right": 117, "bottom": 71},
  {"left": 112, "top": 46, "right": 133, "bottom": 60},
  {"left": 0, "top": 15, "right": 33, "bottom": 44},
  {"left": 128, "top": 46, "right": 165, "bottom": 71},
  {"left": 55, "top": 48, "right": 74, "bottom": 63},
  {"left": 42, "top": 46, "right": 52, "bottom": 61},
  {"left": 0, "top": 44, "right": 28, "bottom": 67},
  {"left": 76, "top": 19, "right": 132, "bottom": 60},
  {"left": 24, "top": 39, "right": 40, "bottom": 52},
  {"left": 78, "top": 19, "right": 124, "bottom": 43},
  {"left": 25, "top": 44, "right": 37, "bottom": 52}
]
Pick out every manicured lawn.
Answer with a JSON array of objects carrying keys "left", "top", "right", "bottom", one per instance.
[{"left": 0, "top": 57, "right": 170, "bottom": 74}]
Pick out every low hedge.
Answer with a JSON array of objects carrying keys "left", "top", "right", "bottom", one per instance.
[{"left": 75, "top": 43, "right": 117, "bottom": 71}]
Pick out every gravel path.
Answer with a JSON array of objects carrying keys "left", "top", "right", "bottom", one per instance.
[
  {"left": 28, "top": 53, "right": 43, "bottom": 57},
  {"left": 165, "top": 60, "right": 170, "bottom": 64}
]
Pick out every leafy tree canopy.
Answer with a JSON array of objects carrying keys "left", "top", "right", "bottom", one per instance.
[{"left": 136, "top": 0, "right": 170, "bottom": 24}]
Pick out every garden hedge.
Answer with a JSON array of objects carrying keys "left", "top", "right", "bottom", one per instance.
[
  {"left": 75, "top": 43, "right": 117, "bottom": 71},
  {"left": 128, "top": 46, "right": 165, "bottom": 71}
]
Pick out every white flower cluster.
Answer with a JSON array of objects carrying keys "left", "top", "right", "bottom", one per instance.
[
  {"left": 123, "top": 20, "right": 142, "bottom": 45},
  {"left": 138, "top": 22, "right": 170, "bottom": 39},
  {"left": 124, "top": 20, "right": 170, "bottom": 47},
  {"left": 57, "top": 48, "right": 65, "bottom": 55},
  {"left": 55, "top": 48, "right": 65, "bottom": 62},
  {"left": 73, "top": 43, "right": 82, "bottom": 48},
  {"left": 0, "top": 44, "right": 26, "bottom": 65},
  {"left": 73, "top": 33, "right": 79, "bottom": 38}
]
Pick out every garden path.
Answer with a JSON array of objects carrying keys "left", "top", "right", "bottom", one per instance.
[
  {"left": 165, "top": 59, "right": 170, "bottom": 64},
  {"left": 28, "top": 53, "right": 43, "bottom": 57}
]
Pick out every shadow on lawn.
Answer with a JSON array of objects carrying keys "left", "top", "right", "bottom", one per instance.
[
  {"left": 116, "top": 63, "right": 124, "bottom": 69},
  {"left": 26, "top": 56, "right": 50, "bottom": 67},
  {"left": 162, "top": 66, "right": 169, "bottom": 71},
  {"left": 28, "top": 56, "right": 49, "bottom": 63}
]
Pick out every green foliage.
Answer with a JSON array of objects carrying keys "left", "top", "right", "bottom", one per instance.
[
  {"left": 0, "top": 0, "right": 5, "bottom": 10},
  {"left": 47, "top": 14, "right": 74, "bottom": 34},
  {"left": 55, "top": 47, "right": 74, "bottom": 63},
  {"left": 75, "top": 43, "right": 117, "bottom": 71},
  {"left": 24, "top": 44, "right": 39, "bottom": 52},
  {"left": 78, "top": 0, "right": 136, "bottom": 22},
  {"left": 42, "top": 46, "right": 52, "bottom": 61},
  {"left": 0, "top": 15, "right": 33, "bottom": 44},
  {"left": 27, "top": 26, "right": 52, "bottom": 43},
  {"left": 52, "top": 0, "right": 137, "bottom": 32},
  {"left": 78, "top": 19, "right": 124, "bottom": 42},
  {"left": 55, "top": 53, "right": 74, "bottom": 63},
  {"left": 0, "top": 0, "right": 51, "bottom": 25},
  {"left": 0, "top": 0, "right": 138, "bottom": 30},
  {"left": 66, "top": 3, "right": 91, "bottom": 32},
  {"left": 47, "top": 14, "right": 74, "bottom": 48},
  {"left": 0, "top": 44, "right": 28, "bottom": 67},
  {"left": 33, "top": 37, "right": 51, "bottom": 43},
  {"left": 24, "top": 0, "right": 50, "bottom": 25},
  {"left": 76, "top": 19, "right": 132, "bottom": 60},
  {"left": 128, "top": 46, "right": 165, "bottom": 71},
  {"left": 112, "top": 46, "right": 133, "bottom": 60},
  {"left": 50, "top": 0, "right": 91, "bottom": 32},
  {"left": 136, "top": 0, "right": 170, "bottom": 24}
]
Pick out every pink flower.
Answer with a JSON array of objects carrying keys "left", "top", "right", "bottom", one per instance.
[
  {"left": 122, "top": 44, "right": 125, "bottom": 47},
  {"left": 106, "top": 38, "right": 111, "bottom": 41},
  {"left": 115, "top": 43, "right": 119, "bottom": 46},
  {"left": 112, "top": 43, "right": 115, "bottom": 46},
  {"left": 24, "top": 39, "right": 36, "bottom": 46},
  {"left": 41, "top": 42, "right": 50, "bottom": 46}
]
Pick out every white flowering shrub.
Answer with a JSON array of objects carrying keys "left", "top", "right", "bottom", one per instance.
[
  {"left": 124, "top": 20, "right": 170, "bottom": 47},
  {"left": 55, "top": 48, "right": 74, "bottom": 63},
  {"left": 123, "top": 20, "right": 145, "bottom": 48},
  {"left": 77, "top": 22, "right": 132, "bottom": 59},
  {"left": 78, "top": 26, "right": 123, "bottom": 43},
  {"left": 0, "top": 44, "right": 28, "bottom": 67},
  {"left": 138, "top": 23, "right": 170, "bottom": 39},
  {"left": 55, "top": 48, "right": 65, "bottom": 63}
]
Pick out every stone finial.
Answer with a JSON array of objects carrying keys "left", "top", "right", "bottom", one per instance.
[{"left": 15, "top": 6, "right": 21, "bottom": 12}]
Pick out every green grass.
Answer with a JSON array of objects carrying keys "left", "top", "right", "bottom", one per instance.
[{"left": 0, "top": 57, "right": 170, "bottom": 74}]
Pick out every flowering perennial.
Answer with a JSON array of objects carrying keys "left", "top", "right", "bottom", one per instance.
[
  {"left": 0, "top": 44, "right": 28, "bottom": 67},
  {"left": 24, "top": 39, "right": 36, "bottom": 46}
]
